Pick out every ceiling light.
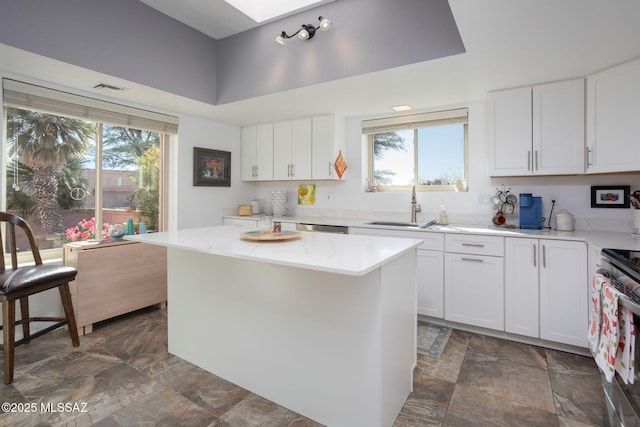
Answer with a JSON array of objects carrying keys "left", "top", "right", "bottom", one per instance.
[
  {"left": 275, "top": 16, "right": 332, "bottom": 45},
  {"left": 392, "top": 105, "right": 413, "bottom": 112}
]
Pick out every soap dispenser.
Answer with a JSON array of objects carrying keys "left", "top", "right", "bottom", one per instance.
[{"left": 439, "top": 205, "right": 449, "bottom": 225}]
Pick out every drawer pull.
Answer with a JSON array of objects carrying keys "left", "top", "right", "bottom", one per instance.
[
  {"left": 462, "top": 243, "right": 485, "bottom": 247},
  {"left": 461, "top": 257, "right": 484, "bottom": 263}
]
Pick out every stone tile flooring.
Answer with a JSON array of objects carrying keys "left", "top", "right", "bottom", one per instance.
[{"left": 0, "top": 306, "right": 605, "bottom": 426}]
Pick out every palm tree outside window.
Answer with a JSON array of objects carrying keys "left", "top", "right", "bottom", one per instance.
[{"left": 4, "top": 106, "right": 166, "bottom": 259}]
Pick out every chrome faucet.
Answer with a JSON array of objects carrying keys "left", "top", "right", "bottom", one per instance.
[{"left": 410, "top": 185, "right": 421, "bottom": 223}]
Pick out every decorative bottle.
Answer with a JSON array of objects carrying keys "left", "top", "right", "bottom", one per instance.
[{"left": 439, "top": 205, "right": 448, "bottom": 225}]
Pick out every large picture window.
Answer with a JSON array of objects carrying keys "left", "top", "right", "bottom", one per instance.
[
  {"left": 2, "top": 79, "right": 177, "bottom": 260},
  {"left": 363, "top": 108, "right": 468, "bottom": 192}
]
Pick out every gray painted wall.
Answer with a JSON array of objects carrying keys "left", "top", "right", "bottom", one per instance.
[
  {"left": 0, "top": 0, "right": 463, "bottom": 106},
  {"left": 216, "top": 0, "right": 465, "bottom": 104},
  {"left": 0, "top": 0, "right": 218, "bottom": 104}
]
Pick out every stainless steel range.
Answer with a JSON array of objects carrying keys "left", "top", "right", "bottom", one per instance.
[{"left": 597, "top": 248, "right": 640, "bottom": 426}]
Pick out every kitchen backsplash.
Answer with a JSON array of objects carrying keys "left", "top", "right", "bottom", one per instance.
[{"left": 224, "top": 205, "right": 636, "bottom": 233}]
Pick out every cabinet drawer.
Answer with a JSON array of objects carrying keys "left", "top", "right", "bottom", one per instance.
[
  {"left": 445, "top": 234, "right": 504, "bottom": 256},
  {"left": 224, "top": 217, "right": 260, "bottom": 227},
  {"left": 349, "top": 227, "right": 444, "bottom": 251}
]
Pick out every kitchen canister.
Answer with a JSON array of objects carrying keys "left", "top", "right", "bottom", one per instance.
[
  {"left": 555, "top": 209, "right": 575, "bottom": 231},
  {"left": 272, "top": 190, "right": 287, "bottom": 217},
  {"left": 251, "top": 199, "right": 260, "bottom": 214}
]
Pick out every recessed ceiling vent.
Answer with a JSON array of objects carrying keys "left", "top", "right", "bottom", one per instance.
[{"left": 92, "top": 82, "right": 128, "bottom": 92}]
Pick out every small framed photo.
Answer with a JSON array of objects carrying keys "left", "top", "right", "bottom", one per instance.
[
  {"left": 591, "top": 185, "right": 630, "bottom": 208},
  {"left": 193, "top": 147, "right": 231, "bottom": 187}
]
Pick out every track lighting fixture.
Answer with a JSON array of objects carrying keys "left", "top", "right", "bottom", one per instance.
[{"left": 275, "top": 16, "right": 332, "bottom": 45}]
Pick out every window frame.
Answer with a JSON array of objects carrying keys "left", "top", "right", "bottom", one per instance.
[
  {"left": 2, "top": 80, "right": 176, "bottom": 263},
  {"left": 363, "top": 108, "right": 469, "bottom": 193}
]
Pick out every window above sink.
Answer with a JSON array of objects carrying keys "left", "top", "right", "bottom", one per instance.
[{"left": 362, "top": 108, "right": 469, "bottom": 193}]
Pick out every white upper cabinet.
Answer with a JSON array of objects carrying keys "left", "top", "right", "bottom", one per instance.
[
  {"left": 241, "top": 124, "right": 274, "bottom": 181},
  {"left": 312, "top": 115, "right": 346, "bottom": 180},
  {"left": 533, "top": 79, "right": 585, "bottom": 175},
  {"left": 488, "top": 86, "right": 532, "bottom": 176},
  {"left": 243, "top": 115, "right": 345, "bottom": 182},
  {"left": 488, "top": 78, "right": 585, "bottom": 176},
  {"left": 586, "top": 58, "right": 640, "bottom": 174},
  {"left": 273, "top": 119, "right": 312, "bottom": 180}
]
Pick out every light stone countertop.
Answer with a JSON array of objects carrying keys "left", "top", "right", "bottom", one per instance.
[
  {"left": 125, "top": 225, "right": 422, "bottom": 277},
  {"left": 224, "top": 214, "right": 640, "bottom": 252}
]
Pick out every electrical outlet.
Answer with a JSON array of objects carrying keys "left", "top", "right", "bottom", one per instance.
[{"left": 550, "top": 193, "right": 560, "bottom": 203}]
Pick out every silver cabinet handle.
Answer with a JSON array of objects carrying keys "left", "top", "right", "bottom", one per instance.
[
  {"left": 586, "top": 147, "right": 593, "bottom": 167},
  {"left": 291, "top": 164, "right": 295, "bottom": 177},
  {"left": 287, "top": 164, "right": 291, "bottom": 178},
  {"left": 255, "top": 165, "right": 258, "bottom": 178},
  {"left": 462, "top": 243, "right": 484, "bottom": 247},
  {"left": 527, "top": 151, "right": 531, "bottom": 171},
  {"left": 542, "top": 244, "right": 546, "bottom": 268},
  {"left": 534, "top": 150, "right": 539, "bottom": 171},
  {"left": 328, "top": 161, "right": 333, "bottom": 176},
  {"left": 461, "top": 257, "right": 484, "bottom": 263},
  {"left": 533, "top": 243, "right": 537, "bottom": 267}
]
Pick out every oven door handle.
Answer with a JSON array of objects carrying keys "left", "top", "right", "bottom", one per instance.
[{"left": 597, "top": 268, "right": 640, "bottom": 316}]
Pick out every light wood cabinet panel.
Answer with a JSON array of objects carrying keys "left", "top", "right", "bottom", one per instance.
[{"left": 64, "top": 240, "right": 167, "bottom": 335}]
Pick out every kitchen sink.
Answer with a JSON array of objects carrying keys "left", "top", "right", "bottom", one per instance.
[{"left": 367, "top": 220, "right": 437, "bottom": 229}]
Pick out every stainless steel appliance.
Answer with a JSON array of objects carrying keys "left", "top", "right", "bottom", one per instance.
[
  {"left": 597, "top": 248, "right": 640, "bottom": 426},
  {"left": 296, "top": 223, "right": 348, "bottom": 234}
]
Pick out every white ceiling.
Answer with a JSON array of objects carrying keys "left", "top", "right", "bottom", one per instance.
[
  {"left": 138, "top": 0, "right": 336, "bottom": 39},
  {"left": 2, "top": 0, "right": 640, "bottom": 126}
]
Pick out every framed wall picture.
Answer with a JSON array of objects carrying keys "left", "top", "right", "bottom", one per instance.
[
  {"left": 193, "top": 147, "right": 231, "bottom": 187},
  {"left": 590, "top": 185, "right": 630, "bottom": 208}
]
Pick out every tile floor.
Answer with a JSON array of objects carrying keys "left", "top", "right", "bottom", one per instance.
[{"left": 0, "top": 306, "right": 605, "bottom": 426}]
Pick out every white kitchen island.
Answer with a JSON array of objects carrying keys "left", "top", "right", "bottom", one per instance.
[{"left": 125, "top": 225, "right": 420, "bottom": 427}]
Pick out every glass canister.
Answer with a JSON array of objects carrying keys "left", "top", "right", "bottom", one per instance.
[{"left": 272, "top": 190, "right": 287, "bottom": 217}]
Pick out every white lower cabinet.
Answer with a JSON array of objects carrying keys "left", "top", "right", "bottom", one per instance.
[
  {"left": 417, "top": 249, "right": 445, "bottom": 318},
  {"left": 223, "top": 217, "right": 261, "bottom": 227},
  {"left": 505, "top": 238, "right": 540, "bottom": 338},
  {"left": 505, "top": 237, "right": 588, "bottom": 347},
  {"left": 539, "top": 239, "right": 588, "bottom": 347},
  {"left": 444, "top": 252, "right": 504, "bottom": 331},
  {"left": 348, "top": 227, "right": 444, "bottom": 318},
  {"left": 444, "top": 234, "right": 504, "bottom": 331}
]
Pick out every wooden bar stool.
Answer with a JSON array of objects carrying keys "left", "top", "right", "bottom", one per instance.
[{"left": 0, "top": 212, "right": 80, "bottom": 384}]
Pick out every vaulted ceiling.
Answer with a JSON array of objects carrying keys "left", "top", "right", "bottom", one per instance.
[{"left": 1, "top": 0, "right": 639, "bottom": 126}]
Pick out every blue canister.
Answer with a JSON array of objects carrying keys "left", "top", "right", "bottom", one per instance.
[{"left": 125, "top": 218, "right": 135, "bottom": 235}]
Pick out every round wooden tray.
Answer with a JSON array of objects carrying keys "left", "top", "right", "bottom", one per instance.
[{"left": 241, "top": 230, "right": 301, "bottom": 241}]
